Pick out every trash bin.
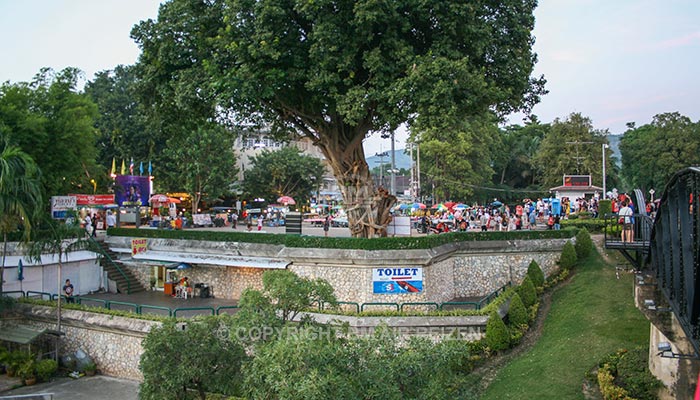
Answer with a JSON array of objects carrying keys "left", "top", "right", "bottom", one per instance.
[{"left": 200, "top": 285, "right": 210, "bottom": 298}]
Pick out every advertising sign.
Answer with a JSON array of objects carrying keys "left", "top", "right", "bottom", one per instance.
[
  {"left": 372, "top": 267, "right": 423, "bottom": 294},
  {"left": 115, "top": 175, "right": 150, "bottom": 207},
  {"left": 131, "top": 238, "right": 148, "bottom": 256},
  {"left": 70, "top": 194, "right": 115, "bottom": 206},
  {"left": 563, "top": 175, "right": 591, "bottom": 187},
  {"left": 51, "top": 196, "right": 77, "bottom": 219}
]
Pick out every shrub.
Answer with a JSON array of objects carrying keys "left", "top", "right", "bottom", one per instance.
[
  {"left": 526, "top": 260, "right": 545, "bottom": 288},
  {"left": 598, "top": 347, "right": 662, "bottom": 400},
  {"left": 560, "top": 241, "right": 578, "bottom": 269},
  {"left": 507, "top": 293, "right": 528, "bottom": 328},
  {"left": 560, "top": 218, "right": 606, "bottom": 233},
  {"left": 598, "top": 199, "right": 612, "bottom": 217},
  {"left": 485, "top": 311, "right": 510, "bottom": 352},
  {"left": 516, "top": 275, "right": 537, "bottom": 309},
  {"left": 575, "top": 228, "right": 594, "bottom": 259},
  {"left": 35, "top": 359, "right": 58, "bottom": 382}
]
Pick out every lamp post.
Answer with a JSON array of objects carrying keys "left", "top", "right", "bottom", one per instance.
[{"left": 602, "top": 143, "right": 609, "bottom": 199}]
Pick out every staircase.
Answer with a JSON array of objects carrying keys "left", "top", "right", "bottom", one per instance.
[{"left": 94, "top": 239, "right": 146, "bottom": 294}]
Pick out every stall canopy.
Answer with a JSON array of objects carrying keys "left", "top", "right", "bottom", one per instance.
[{"left": 0, "top": 326, "right": 47, "bottom": 345}]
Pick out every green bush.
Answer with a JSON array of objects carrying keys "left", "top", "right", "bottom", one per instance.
[
  {"left": 35, "top": 359, "right": 58, "bottom": 382},
  {"left": 598, "top": 199, "right": 612, "bottom": 217},
  {"left": 108, "top": 226, "right": 577, "bottom": 250},
  {"left": 575, "top": 228, "right": 594, "bottom": 259},
  {"left": 485, "top": 311, "right": 510, "bottom": 352},
  {"left": 526, "top": 260, "right": 545, "bottom": 288},
  {"left": 516, "top": 275, "right": 537, "bottom": 309},
  {"left": 507, "top": 293, "right": 528, "bottom": 328},
  {"left": 560, "top": 218, "right": 606, "bottom": 233},
  {"left": 560, "top": 241, "right": 578, "bottom": 269},
  {"left": 598, "top": 347, "right": 662, "bottom": 400}
]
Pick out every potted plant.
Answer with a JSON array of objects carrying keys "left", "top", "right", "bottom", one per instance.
[
  {"left": 5, "top": 350, "right": 27, "bottom": 377},
  {"left": 17, "top": 356, "right": 37, "bottom": 385},
  {"left": 83, "top": 361, "right": 97, "bottom": 376},
  {"left": 35, "top": 359, "right": 58, "bottom": 382}
]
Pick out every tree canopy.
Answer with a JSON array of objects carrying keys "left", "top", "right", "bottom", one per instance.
[
  {"left": 241, "top": 146, "right": 325, "bottom": 208},
  {"left": 131, "top": 0, "right": 545, "bottom": 237},
  {"left": 619, "top": 112, "right": 700, "bottom": 193},
  {"left": 0, "top": 68, "right": 100, "bottom": 197}
]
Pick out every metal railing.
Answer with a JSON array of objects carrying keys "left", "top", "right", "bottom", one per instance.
[{"left": 88, "top": 236, "right": 132, "bottom": 294}]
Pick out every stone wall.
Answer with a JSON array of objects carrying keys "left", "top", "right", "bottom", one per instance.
[
  {"left": 108, "top": 236, "right": 570, "bottom": 304},
  {"left": 6, "top": 304, "right": 158, "bottom": 381}
]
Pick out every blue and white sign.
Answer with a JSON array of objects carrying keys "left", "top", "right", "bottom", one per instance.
[{"left": 372, "top": 267, "right": 423, "bottom": 294}]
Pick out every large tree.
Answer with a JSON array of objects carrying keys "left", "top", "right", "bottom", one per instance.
[
  {"left": 619, "top": 112, "right": 700, "bottom": 194},
  {"left": 0, "top": 68, "right": 100, "bottom": 197},
  {"left": 0, "top": 134, "right": 43, "bottom": 294},
  {"left": 163, "top": 123, "right": 239, "bottom": 214},
  {"left": 532, "top": 113, "right": 612, "bottom": 190},
  {"left": 241, "top": 146, "right": 325, "bottom": 208},
  {"left": 131, "top": 0, "right": 545, "bottom": 237}
]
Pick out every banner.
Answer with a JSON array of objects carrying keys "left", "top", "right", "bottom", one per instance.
[
  {"left": 192, "top": 214, "right": 213, "bottom": 226},
  {"left": 115, "top": 175, "right": 151, "bottom": 206},
  {"left": 131, "top": 238, "right": 148, "bottom": 256},
  {"left": 69, "top": 194, "right": 115, "bottom": 206},
  {"left": 372, "top": 267, "right": 423, "bottom": 294},
  {"left": 51, "top": 196, "right": 77, "bottom": 219}
]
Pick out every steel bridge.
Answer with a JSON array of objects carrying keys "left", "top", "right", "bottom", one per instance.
[{"left": 604, "top": 167, "right": 700, "bottom": 356}]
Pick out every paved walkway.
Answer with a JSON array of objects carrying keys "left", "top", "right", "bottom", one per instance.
[{"left": 0, "top": 375, "right": 139, "bottom": 399}]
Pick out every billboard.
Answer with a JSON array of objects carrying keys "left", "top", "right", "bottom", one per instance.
[
  {"left": 114, "top": 175, "right": 150, "bottom": 207},
  {"left": 563, "top": 175, "right": 591, "bottom": 187},
  {"left": 69, "top": 194, "right": 115, "bottom": 206},
  {"left": 372, "top": 267, "right": 423, "bottom": 294},
  {"left": 51, "top": 196, "right": 77, "bottom": 219}
]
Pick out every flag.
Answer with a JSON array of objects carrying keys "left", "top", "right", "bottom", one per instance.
[
  {"left": 139, "top": 161, "right": 144, "bottom": 176},
  {"left": 17, "top": 259, "right": 24, "bottom": 281},
  {"left": 120, "top": 160, "right": 125, "bottom": 175},
  {"left": 129, "top": 158, "right": 134, "bottom": 175},
  {"left": 148, "top": 161, "right": 152, "bottom": 176},
  {"left": 110, "top": 157, "right": 116, "bottom": 177}
]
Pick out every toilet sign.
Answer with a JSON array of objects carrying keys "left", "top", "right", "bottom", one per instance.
[{"left": 372, "top": 267, "right": 423, "bottom": 294}]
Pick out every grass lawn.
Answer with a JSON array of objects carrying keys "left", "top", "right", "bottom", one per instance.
[{"left": 481, "top": 249, "right": 650, "bottom": 399}]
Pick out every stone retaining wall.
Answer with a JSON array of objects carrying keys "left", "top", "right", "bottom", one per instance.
[{"left": 109, "top": 236, "right": 570, "bottom": 304}]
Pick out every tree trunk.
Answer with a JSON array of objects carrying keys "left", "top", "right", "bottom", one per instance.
[
  {"left": 1, "top": 233, "right": 6, "bottom": 294},
  {"left": 317, "top": 137, "right": 396, "bottom": 238}
]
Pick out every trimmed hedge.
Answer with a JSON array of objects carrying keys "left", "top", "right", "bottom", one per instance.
[
  {"left": 526, "top": 260, "right": 545, "bottom": 288},
  {"left": 560, "top": 218, "right": 606, "bottom": 233},
  {"left": 507, "top": 293, "right": 528, "bottom": 328},
  {"left": 516, "top": 275, "right": 537, "bottom": 309},
  {"left": 575, "top": 228, "right": 594, "bottom": 259},
  {"left": 107, "top": 227, "right": 577, "bottom": 250},
  {"left": 560, "top": 241, "right": 578, "bottom": 270},
  {"left": 598, "top": 200, "right": 612, "bottom": 217},
  {"left": 485, "top": 310, "right": 510, "bottom": 352}
]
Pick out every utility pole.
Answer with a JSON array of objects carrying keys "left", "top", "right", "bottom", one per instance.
[
  {"left": 390, "top": 131, "right": 396, "bottom": 196},
  {"left": 602, "top": 143, "right": 609, "bottom": 198},
  {"left": 565, "top": 141, "right": 594, "bottom": 174}
]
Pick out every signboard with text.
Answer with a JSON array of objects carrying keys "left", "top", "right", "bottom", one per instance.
[
  {"left": 131, "top": 238, "right": 148, "bottom": 256},
  {"left": 372, "top": 267, "right": 423, "bottom": 294},
  {"left": 51, "top": 196, "right": 77, "bottom": 219},
  {"left": 69, "top": 194, "right": 115, "bottom": 206},
  {"left": 563, "top": 175, "right": 591, "bottom": 187}
]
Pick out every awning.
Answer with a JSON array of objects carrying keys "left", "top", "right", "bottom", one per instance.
[
  {"left": 132, "top": 250, "right": 290, "bottom": 269},
  {"left": 0, "top": 326, "right": 47, "bottom": 345}
]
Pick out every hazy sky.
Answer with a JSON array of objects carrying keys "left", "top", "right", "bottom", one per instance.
[{"left": 1, "top": 0, "right": 698, "bottom": 156}]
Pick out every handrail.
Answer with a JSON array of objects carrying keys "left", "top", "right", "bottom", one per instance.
[
  {"left": 88, "top": 236, "right": 131, "bottom": 294},
  {"left": 335, "top": 301, "right": 360, "bottom": 313},
  {"left": 439, "top": 301, "right": 479, "bottom": 311},
  {"left": 106, "top": 300, "right": 140, "bottom": 314},
  {"left": 215, "top": 305, "right": 239, "bottom": 315},
  {"left": 173, "top": 307, "right": 216, "bottom": 317},
  {"left": 360, "top": 302, "right": 399, "bottom": 312},
  {"left": 26, "top": 291, "right": 52, "bottom": 300},
  {"left": 140, "top": 304, "right": 173, "bottom": 317},
  {"left": 1, "top": 290, "right": 26, "bottom": 298},
  {"left": 76, "top": 297, "right": 108, "bottom": 308},
  {"left": 399, "top": 302, "right": 439, "bottom": 312}
]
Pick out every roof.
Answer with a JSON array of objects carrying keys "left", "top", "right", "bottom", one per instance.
[
  {"left": 2, "top": 250, "right": 99, "bottom": 268},
  {"left": 549, "top": 185, "right": 603, "bottom": 192},
  {"left": 0, "top": 326, "right": 47, "bottom": 345},
  {"left": 132, "top": 250, "right": 290, "bottom": 269}
]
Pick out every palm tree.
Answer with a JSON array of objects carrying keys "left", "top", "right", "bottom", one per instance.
[{"left": 0, "top": 134, "right": 43, "bottom": 294}]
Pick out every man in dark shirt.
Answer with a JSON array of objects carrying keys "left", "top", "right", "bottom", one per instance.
[{"left": 63, "top": 279, "right": 75, "bottom": 303}]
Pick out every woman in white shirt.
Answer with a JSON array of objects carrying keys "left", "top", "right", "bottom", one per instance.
[{"left": 618, "top": 200, "right": 634, "bottom": 243}]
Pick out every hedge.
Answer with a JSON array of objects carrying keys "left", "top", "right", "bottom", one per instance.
[
  {"left": 516, "top": 275, "right": 537, "bottom": 309},
  {"left": 560, "top": 241, "right": 578, "bottom": 270},
  {"left": 485, "top": 310, "right": 510, "bottom": 352},
  {"left": 560, "top": 218, "right": 606, "bottom": 233},
  {"left": 107, "top": 227, "right": 578, "bottom": 250},
  {"left": 507, "top": 293, "right": 528, "bottom": 328},
  {"left": 526, "top": 260, "right": 545, "bottom": 288},
  {"left": 575, "top": 228, "right": 594, "bottom": 259}
]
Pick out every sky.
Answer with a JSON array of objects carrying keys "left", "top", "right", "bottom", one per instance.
[{"left": 1, "top": 0, "right": 699, "bottom": 157}]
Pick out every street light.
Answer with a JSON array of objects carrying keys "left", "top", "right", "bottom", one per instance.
[{"left": 602, "top": 143, "right": 609, "bottom": 199}]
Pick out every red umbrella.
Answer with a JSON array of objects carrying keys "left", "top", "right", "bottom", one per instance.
[
  {"left": 444, "top": 201, "right": 457, "bottom": 210},
  {"left": 277, "top": 195, "right": 296, "bottom": 205}
]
